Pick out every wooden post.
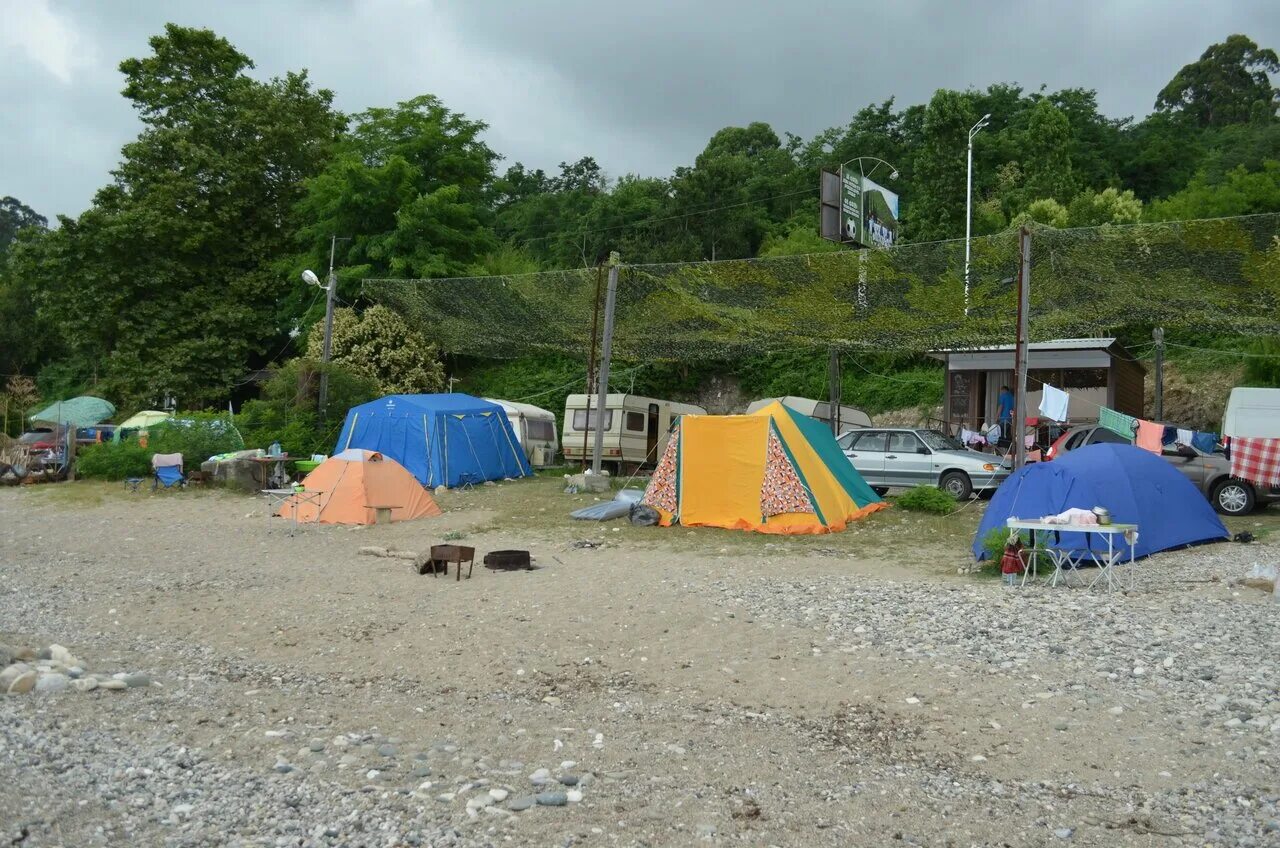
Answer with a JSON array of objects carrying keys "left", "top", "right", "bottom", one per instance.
[{"left": 1014, "top": 226, "right": 1031, "bottom": 470}]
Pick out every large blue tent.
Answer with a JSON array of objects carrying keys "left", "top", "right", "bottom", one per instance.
[
  {"left": 335, "top": 394, "right": 533, "bottom": 489},
  {"left": 974, "top": 443, "right": 1228, "bottom": 560}
]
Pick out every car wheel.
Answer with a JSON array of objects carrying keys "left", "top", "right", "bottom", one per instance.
[
  {"left": 1211, "top": 479, "right": 1255, "bottom": 516},
  {"left": 872, "top": 486, "right": 889, "bottom": 497},
  {"left": 939, "top": 471, "right": 972, "bottom": 500}
]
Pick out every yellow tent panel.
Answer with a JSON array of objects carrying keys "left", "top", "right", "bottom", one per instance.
[{"left": 643, "top": 401, "right": 886, "bottom": 534}]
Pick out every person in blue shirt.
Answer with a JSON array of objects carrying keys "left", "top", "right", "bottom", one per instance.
[{"left": 997, "top": 385, "right": 1014, "bottom": 430}]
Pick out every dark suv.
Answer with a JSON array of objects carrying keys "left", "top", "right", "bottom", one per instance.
[{"left": 1046, "top": 424, "right": 1279, "bottom": 515}]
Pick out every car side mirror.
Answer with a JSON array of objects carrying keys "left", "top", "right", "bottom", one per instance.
[{"left": 917, "top": 446, "right": 929, "bottom": 455}]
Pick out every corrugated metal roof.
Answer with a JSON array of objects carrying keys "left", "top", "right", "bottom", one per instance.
[{"left": 929, "top": 337, "right": 1120, "bottom": 356}]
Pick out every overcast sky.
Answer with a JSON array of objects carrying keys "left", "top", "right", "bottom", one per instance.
[{"left": 3, "top": 0, "right": 1277, "bottom": 220}]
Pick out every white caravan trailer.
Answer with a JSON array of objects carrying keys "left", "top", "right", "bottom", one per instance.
[
  {"left": 562, "top": 393, "right": 706, "bottom": 468},
  {"left": 745, "top": 396, "right": 872, "bottom": 433},
  {"left": 1223, "top": 387, "right": 1280, "bottom": 439},
  {"left": 484, "top": 398, "right": 559, "bottom": 467}
]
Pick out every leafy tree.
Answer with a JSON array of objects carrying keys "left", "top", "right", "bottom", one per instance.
[
  {"left": 1018, "top": 101, "right": 1077, "bottom": 203},
  {"left": 1146, "top": 161, "right": 1280, "bottom": 220},
  {"left": 1156, "top": 34, "right": 1280, "bottom": 128},
  {"left": 909, "top": 90, "right": 980, "bottom": 241},
  {"left": 0, "top": 197, "right": 46, "bottom": 257},
  {"left": 1014, "top": 198, "right": 1070, "bottom": 228},
  {"left": 758, "top": 216, "right": 841, "bottom": 257},
  {"left": 12, "top": 25, "right": 342, "bottom": 408},
  {"left": 1065, "top": 187, "right": 1142, "bottom": 226},
  {"left": 291, "top": 95, "right": 497, "bottom": 299},
  {"left": 305, "top": 305, "right": 444, "bottom": 394},
  {"left": 237, "top": 358, "right": 377, "bottom": 455}
]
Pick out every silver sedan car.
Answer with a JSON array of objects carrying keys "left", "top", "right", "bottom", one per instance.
[{"left": 837, "top": 428, "right": 1011, "bottom": 499}]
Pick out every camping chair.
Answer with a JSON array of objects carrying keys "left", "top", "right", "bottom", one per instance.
[{"left": 151, "top": 453, "right": 186, "bottom": 491}]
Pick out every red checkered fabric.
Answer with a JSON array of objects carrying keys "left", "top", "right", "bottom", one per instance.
[{"left": 1229, "top": 437, "right": 1280, "bottom": 486}]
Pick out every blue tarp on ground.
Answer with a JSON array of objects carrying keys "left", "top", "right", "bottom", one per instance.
[
  {"left": 973, "top": 443, "right": 1228, "bottom": 560},
  {"left": 334, "top": 394, "right": 533, "bottom": 489}
]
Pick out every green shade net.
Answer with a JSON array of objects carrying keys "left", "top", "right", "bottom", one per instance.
[
  {"left": 29, "top": 396, "right": 116, "bottom": 427},
  {"left": 366, "top": 214, "right": 1280, "bottom": 359}
]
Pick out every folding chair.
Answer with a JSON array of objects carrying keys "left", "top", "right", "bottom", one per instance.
[{"left": 151, "top": 453, "right": 186, "bottom": 491}]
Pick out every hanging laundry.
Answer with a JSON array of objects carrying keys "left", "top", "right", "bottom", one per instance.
[
  {"left": 1228, "top": 437, "right": 1280, "bottom": 486},
  {"left": 1161, "top": 426, "right": 1177, "bottom": 446},
  {"left": 1135, "top": 420, "right": 1165, "bottom": 454},
  {"left": 1176, "top": 428, "right": 1194, "bottom": 448},
  {"left": 959, "top": 427, "right": 976, "bottom": 446},
  {"left": 1191, "top": 431, "right": 1219, "bottom": 454},
  {"left": 1038, "top": 384, "right": 1069, "bottom": 422},
  {"left": 1098, "top": 407, "right": 1136, "bottom": 439}
]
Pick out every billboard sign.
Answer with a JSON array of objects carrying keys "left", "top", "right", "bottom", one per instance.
[{"left": 837, "top": 168, "right": 900, "bottom": 248}]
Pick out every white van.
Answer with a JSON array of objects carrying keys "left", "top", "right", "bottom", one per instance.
[
  {"left": 562, "top": 393, "right": 706, "bottom": 468},
  {"left": 485, "top": 398, "right": 559, "bottom": 467},
  {"left": 1224, "top": 387, "right": 1280, "bottom": 439},
  {"left": 745, "top": 396, "right": 872, "bottom": 433}
]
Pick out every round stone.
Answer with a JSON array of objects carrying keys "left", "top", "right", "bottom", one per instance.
[
  {"left": 35, "top": 673, "right": 70, "bottom": 694},
  {"left": 535, "top": 791, "right": 568, "bottom": 807},
  {"left": 7, "top": 670, "right": 37, "bottom": 694},
  {"left": 507, "top": 796, "right": 535, "bottom": 812}
]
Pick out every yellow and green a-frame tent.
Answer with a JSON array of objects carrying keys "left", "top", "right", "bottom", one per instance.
[{"left": 641, "top": 400, "right": 887, "bottom": 534}]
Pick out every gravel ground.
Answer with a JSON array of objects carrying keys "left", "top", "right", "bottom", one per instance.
[{"left": 1, "top": 483, "right": 1278, "bottom": 847}]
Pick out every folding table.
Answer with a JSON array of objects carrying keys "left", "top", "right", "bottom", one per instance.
[{"left": 1005, "top": 518, "right": 1139, "bottom": 591}]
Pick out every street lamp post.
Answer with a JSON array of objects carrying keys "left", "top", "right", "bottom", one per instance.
[
  {"left": 301, "top": 235, "right": 341, "bottom": 420},
  {"left": 964, "top": 113, "right": 991, "bottom": 316}
]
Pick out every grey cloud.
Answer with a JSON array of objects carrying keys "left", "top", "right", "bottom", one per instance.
[{"left": 2, "top": 0, "right": 1277, "bottom": 220}]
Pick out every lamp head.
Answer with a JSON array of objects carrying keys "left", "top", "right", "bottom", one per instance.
[
  {"left": 301, "top": 269, "right": 320, "bottom": 287},
  {"left": 889, "top": 170, "right": 900, "bottom": 181}
]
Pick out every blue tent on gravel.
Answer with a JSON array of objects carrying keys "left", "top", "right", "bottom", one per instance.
[
  {"left": 335, "top": 394, "right": 533, "bottom": 489},
  {"left": 974, "top": 443, "right": 1228, "bottom": 560}
]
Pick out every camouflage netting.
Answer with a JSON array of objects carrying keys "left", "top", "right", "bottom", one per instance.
[{"left": 365, "top": 213, "right": 1280, "bottom": 359}]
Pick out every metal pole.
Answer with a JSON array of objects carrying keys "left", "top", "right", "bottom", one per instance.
[
  {"left": 317, "top": 235, "right": 338, "bottom": 419},
  {"left": 857, "top": 248, "right": 868, "bottom": 311},
  {"left": 828, "top": 348, "right": 842, "bottom": 436},
  {"left": 582, "top": 264, "right": 605, "bottom": 468},
  {"left": 1153, "top": 327, "right": 1165, "bottom": 421},
  {"left": 964, "top": 136, "right": 974, "bottom": 316},
  {"left": 1014, "top": 226, "right": 1031, "bottom": 470},
  {"left": 591, "top": 259, "right": 620, "bottom": 475}
]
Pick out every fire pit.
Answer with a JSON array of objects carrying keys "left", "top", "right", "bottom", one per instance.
[{"left": 483, "top": 550, "right": 532, "bottom": 571}]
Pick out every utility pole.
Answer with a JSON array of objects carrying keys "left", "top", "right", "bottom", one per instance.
[
  {"left": 591, "top": 255, "right": 621, "bottom": 475},
  {"left": 317, "top": 235, "right": 338, "bottom": 420},
  {"left": 1013, "top": 226, "right": 1031, "bottom": 470},
  {"left": 1153, "top": 327, "right": 1165, "bottom": 421}
]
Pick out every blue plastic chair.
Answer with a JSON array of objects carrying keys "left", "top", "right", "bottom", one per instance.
[{"left": 153, "top": 463, "right": 185, "bottom": 490}]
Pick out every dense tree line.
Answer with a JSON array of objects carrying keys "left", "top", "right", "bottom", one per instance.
[{"left": 0, "top": 26, "right": 1277, "bottom": 410}]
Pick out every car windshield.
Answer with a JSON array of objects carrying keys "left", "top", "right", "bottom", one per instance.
[{"left": 918, "top": 429, "right": 963, "bottom": 451}]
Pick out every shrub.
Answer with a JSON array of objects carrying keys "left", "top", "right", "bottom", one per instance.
[
  {"left": 978, "top": 527, "right": 1049, "bottom": 578},
  {"left": 149, "top": 412, "right": 244, "bottom": 463},
  {"left": 895, "top": 485, "right": 958, "bottom": 514},
  {"left": 235, "top": 359, "right": 377, "bottom": 456},
  {"left": 77, "top": 442, "right": 151, "bottom": 480}
]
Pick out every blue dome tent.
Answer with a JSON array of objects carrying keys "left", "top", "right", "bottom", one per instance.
[
  {"left": 335, "top": 394, "right": 533, "bottom": 489},
  {"left": 974, "top": 444, "right": 1228, "bottom": 560}
]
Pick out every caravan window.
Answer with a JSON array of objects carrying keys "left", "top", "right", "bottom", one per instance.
[
  {"left": 625, "top": 411, "right": 646, "bottom": 432},
  {"left": 526, "top": 419, "right": 555, "bottom": 441},
  {"left": 571, "top": 409, "right": 613, "bottom": 431}
]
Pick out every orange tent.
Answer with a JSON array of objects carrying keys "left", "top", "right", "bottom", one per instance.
[{"left": 278, "top": 449, "right": 442, "bottom": 525}]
